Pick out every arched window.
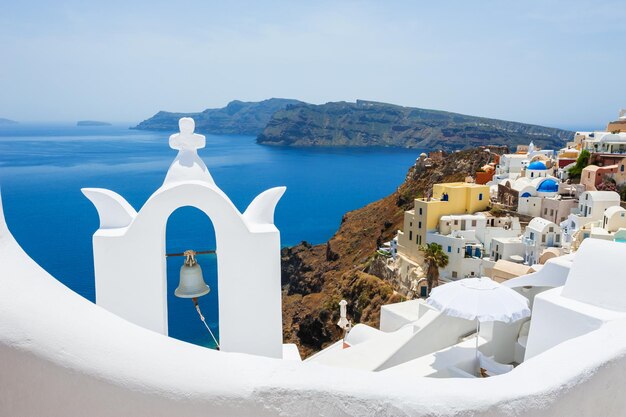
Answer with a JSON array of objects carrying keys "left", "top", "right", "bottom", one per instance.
[{"left": 166, "top": 206, "right": 219, "bottom": 348}]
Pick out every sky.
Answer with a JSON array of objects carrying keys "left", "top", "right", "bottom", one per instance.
[{"left": 0, "top": 0, "right": 624, "bottom": 129}]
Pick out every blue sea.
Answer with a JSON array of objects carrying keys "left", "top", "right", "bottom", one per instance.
[{"left": 0, "top": 124, "right": 419, "bottom": 348}]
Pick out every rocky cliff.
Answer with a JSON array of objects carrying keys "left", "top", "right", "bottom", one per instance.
[
  {"left": 282, "top": 146, "right": 505, "bottom": 357},
  {"left": 258, "top": 100, "right": 574, "bottom": 151},
  {"left": 133, "top": 98, "right": 303, "bottom": 135}
]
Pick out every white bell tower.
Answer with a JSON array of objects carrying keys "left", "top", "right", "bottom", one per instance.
[{"left": 83, "top": 118, "right": 286, "bottom": 358}]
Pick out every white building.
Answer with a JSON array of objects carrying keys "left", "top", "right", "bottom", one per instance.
[
  {"left": 491, "top": 236, "right": 526, "bottom": 263},
  {"left": 585, "top": 206, "right": 626, "bottom": 243},
  {"left": 524, "top": 160, "right": 551, "bottom": 179},
  {"left": 426, "top": 213, "right": 522, "bottom": 280},
  {"left": 497, "top": 175, "right": 562, "bottom": 218},
  {"left": 493, "top": 143, "right": 555, "bottom": 182},
  {"left": 561, "top": 191, "right": 622, "bottom": 247},
  {"left": 577, "top": 190, "right": 621, "bottom": 219},
  {"left": 494, "top": 153, "right": 528, "bottom": 181},
  {"left": 523, "top": 217, "right": 562, "bottom": 266},
  {"left": 583, "top": 132, "right": 626, "bottom": 154}
]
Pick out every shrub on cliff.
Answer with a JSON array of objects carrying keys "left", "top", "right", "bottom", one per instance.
[{"left": 568, "top": 149, "right": 591, "bottom": 178}]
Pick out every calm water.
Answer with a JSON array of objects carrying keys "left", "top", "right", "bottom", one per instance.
[{"left": 0, "top": 124, "right": 419, "bottom": 348}]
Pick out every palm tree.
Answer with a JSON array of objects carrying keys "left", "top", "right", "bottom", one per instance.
[{"left": 420, "top": 243, "right": 449, "bottom": 295}]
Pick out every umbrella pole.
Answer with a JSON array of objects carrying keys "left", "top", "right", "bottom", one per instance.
[{"left": 475, "top": 319, "right": 479, "bottom": 362}]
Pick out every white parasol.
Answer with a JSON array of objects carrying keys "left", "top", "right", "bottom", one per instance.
[{"left": 427, "top": 277, "right": 531, "bottom": 359}]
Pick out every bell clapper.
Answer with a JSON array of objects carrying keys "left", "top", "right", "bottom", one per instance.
[{"left": 192, "top": 297, "right": 220, "bottom": 350}]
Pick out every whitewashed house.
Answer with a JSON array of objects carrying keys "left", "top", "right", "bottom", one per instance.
[
  {"left": 494, "top": 153, "right": 528, "bottom": 181},
  {"left": 491, "top": 236, "right": 526, "bottom": 263},
  {"left": 561, "top": 191, "right": 621, "bottom": 246},
  {"left": 493, "top": 143, "right": 555, "bottom": 182},
  {"left": 586, "top": 206, "right": 626, "bottom": 243},
  {"left": 523, "top": 217, "right": 562, "bottom": 265},
  {"left": 516, "top": 177, "right": 561, "bottom": 217},
  {"left": 427, "top": 213, "right": 522, "bottom": 280}
]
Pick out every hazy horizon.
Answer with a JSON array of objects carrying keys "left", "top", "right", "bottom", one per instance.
[
  {"left": 0, "top": 98, "right": 606, "bottom": 133},
  {"left": 1, "top": 1, "right": 624, "bottom": 129}
]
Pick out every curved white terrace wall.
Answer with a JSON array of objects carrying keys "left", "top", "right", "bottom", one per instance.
[
  {"left": 82, "top": 118, "right": 285, "bottom": 358},
  {"left": 3, "top": 203, "right": 626, "bottom": 416}
]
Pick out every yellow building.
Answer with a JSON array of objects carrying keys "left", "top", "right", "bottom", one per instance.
[{"left": 397, "top": 182, "right": 490, "bottom": 260}]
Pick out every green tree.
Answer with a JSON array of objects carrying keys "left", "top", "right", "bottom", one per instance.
[
  {"left": 568, "top": 149, "right": 591, "bottom": 178},
  {"left": 420, "top": 243, "right": 449, "bottom": 295}
]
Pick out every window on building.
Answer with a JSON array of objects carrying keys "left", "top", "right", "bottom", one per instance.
[
  {"left": 530, "top": 232, "right": 535, "bottom": 240},
  {"left": 410, "top": 222, "right": 412, "bottom": 227},
  {"left": 542, "top": 235, "right": 546, "bottom": 243},
  {"left": 479, "top": 193, "right": 483, "bottom": 201},
  {"left": 454, "top": 220, "right": 458, "bottom": 226},
  {"left": 472, "top": 220, "right": 477, "bottom": 227},
  {"left": 556, "top": 234, "right": 560, "bottom": 243},
  {"left": 418, "top": 221, "right": 422, "bottom": 229},
  {"left": 457, "top": 248, "right": 460, "bottom": 253},
  {"left": 621, "top": 165, "right": 624, "bottom": 172},
  {"left": 550, "top": 209, "right": 554, "bottom": 216},
  {"left": 447, "top": 246, "right": 451, "bottom": 253},
  {"left": 549, "top": 227, "right": 554, "bottom": 232},
  {"left": 452, "top": 271, "right": 458, "bottom": 278},
  {"left": 409, "top": 231, "right": 413, "bottom": 241},
  {"left": 544, "top": 208, "right": 548, "bottom": 215},
  {"left": 419, "top": 208, "right": 423, "bottom": 215}
]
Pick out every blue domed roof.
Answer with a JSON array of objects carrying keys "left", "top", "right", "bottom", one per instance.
[
  {"left": 528, "top": 161, "right": 547, "bottom": 170},
  {"left": 537, "top": 178, "right": 559, "bottom": 192}
]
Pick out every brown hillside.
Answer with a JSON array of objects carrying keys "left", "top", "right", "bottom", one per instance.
[{"left": 281, "top": 146, "right": 506, "bottom": 357}]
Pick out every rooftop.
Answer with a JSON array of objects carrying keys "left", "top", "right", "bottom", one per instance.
[
  {"left": 605, "top": 206, "right": 626, "bottom": 217},
  {"left": 527, "top": 217, "right": 557, "bottom": 232},
  {"left": 528, "top": 161, "right": 547, "bottom": 170},
  {"left": 583, "top": 190, "right": 621, "bottom": 202}
]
